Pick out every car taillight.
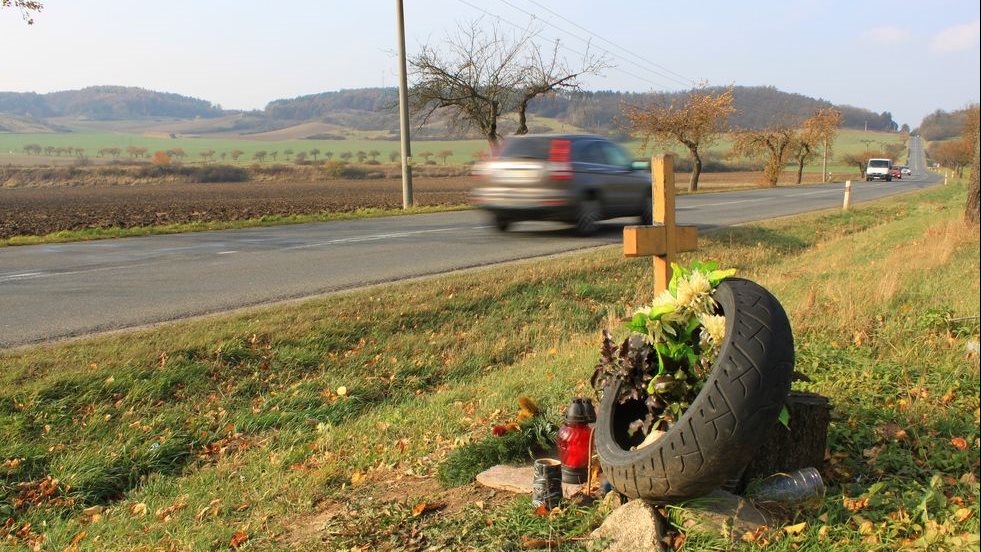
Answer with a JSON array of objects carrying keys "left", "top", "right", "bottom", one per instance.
[{"left": 548, "top": 139, "right": 573, "bottom": 180}]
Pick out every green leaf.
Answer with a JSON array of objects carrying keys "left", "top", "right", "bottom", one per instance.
[
  {"left": 668, "top": 262, "right": 687, "bottom": 295},
  {"left": 777, "top": 405, "right": 790, "bottom": 429},
  {"left": 649, "top": 304, "right": 675, "bottom": 320},
  {"left": 707, "top": 268, "right": 737, "bottom": 286},
  {"left": 626, "top": 313, "right": 648, "bottom": 333}
]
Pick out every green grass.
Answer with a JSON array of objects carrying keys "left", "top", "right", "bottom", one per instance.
[
  {"left": 1, "top": 178, "right": 977, "bottom": 550},
  {"left": 0, "top": 205, "right": 470, "bottom": 247}
]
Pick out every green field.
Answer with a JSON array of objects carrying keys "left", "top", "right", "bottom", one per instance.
[{"left": 0, "top": 126, "right": 904, "bottom": 176}]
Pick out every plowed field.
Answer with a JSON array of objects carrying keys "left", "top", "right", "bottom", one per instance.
[{"left": 0, "top": 177, "right": 476, "bottom": 238}]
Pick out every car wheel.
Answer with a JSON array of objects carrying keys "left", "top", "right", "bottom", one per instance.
[
  {"left": 595, "top": 278, "right": 795, "bottom": 500},
  {"left": 492, "top": 213, "right": 512, "bottom": 232},
  {"left": 576, "top": 199, "right": 601, "bottom": 236},
  {"left": 640, "top": 196, "right": 653, "bottom": 226}
]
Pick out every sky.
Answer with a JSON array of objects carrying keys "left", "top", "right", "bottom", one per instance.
[{"left": 1, "top": 0, "right": 979, "bottom": 126}]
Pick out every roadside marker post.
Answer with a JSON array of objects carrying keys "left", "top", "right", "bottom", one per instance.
[
  {"left": 843, "top": 180, "right": 852, "bottom": 210},
  {"left": 623, "top": 154, "right": 697, "bottom": 293}
]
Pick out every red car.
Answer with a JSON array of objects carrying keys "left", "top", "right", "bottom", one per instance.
[{"left": 890, "top": 167, "right": 902, "bottom": 180}]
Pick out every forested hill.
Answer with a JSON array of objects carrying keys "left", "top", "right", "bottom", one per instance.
[
  {"left": 261, "top": 85, "right": 899, "bottom": 133},
  {"left": 0, "top": 86, "right": 223, "bottom": 120},
  {"left": 0, "top": 84, "right": 898, "bottom": 134}
]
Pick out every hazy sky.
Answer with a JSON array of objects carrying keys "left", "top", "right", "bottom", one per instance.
[{"left": 2, "top": 0, "right": 979, "bottom": 126}]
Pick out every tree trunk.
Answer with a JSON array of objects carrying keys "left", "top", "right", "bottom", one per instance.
[
  {"left": 967, "top": 132, "right": 980, "bottom": 224},
  {"left": 822, "top": 138, "right": 829, "bottom": 182},
  {"left": 516, "top": 98, "right": 530, "bottom": 136},
  {"left": 738, "top": 392, "right": 831, "bottom": 491},
  {"left": 688, "top": 147, "right": 702, "bottom": 193},
  {"left": 795, "top": 156, "right": 805, "bottom": 185}
]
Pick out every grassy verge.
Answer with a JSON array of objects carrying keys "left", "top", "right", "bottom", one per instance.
[
  {"left": 1, "top": 180, "right": 978, "bottom": 550},
  {"left": 0, "top": 205, "right": 469, "bottom": 247}
]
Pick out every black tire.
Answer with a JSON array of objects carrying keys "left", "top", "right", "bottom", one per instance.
[
  {"left": 640, "top": 196, "right": 653, "bottom": 226},
  {"left": 576, "top": 199, "right": 601, "bottom": 235},
  {"left": 595, "top": 278, "right": 795, "bottom": 501},
  {"left": 886, "top": 176, "right": 892, "bottom": 182},
  {"left": 492, "top": 213, "right": 513, "bottom": 232}
]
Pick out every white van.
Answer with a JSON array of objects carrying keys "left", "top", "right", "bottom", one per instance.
[{"left": 866, "top": 158, "right": 892, "bottom": 182}]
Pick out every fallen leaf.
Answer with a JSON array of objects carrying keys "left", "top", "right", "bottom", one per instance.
[
  {"left": 64, "top": 530, "right": 86, "bottom": 552},
  {"left": 520, "top": 536, "right": 555, "bottom": 549},
  {"left": 129, "top": 502, "right": 148, "bottom": 516},
  {"left": 229, "top": 530, "right": 249, "bottom": 550},
  {"left": 671, "top": 531, "right": 687, "bottom": 550},
  {"left": 533, "top": 504, "right": 549, "bottom": 517},
  {"left": 350, "top": 471, "right": 365, "bottom": 486},
  {"left": 473, "top": 500, "right": 485, "bottom": 510},
  {"left": 155, "top": 498, "right": 188, "bottom": 522},
  {"left": 784, "top": 521, "right": 807, "bottom": 535},
  {"left": 955, "top": 508, "right": 973, "bottom": 523},
  {"left": 951, "top": 437, "right": 968, "bottom": 450},
  {"left": 411, "top": 501, "right": 446, "bottom": 517},
  {"left": 843, "top": 496, "right": 869, "bottom": 512},
  {"left": 336, "top": 386, "right": 348, "bottom": 397}
]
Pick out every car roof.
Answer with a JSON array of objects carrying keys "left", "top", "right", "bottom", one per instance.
[{"left": 506, "top": 133, "right": 611, "bottom": 142}]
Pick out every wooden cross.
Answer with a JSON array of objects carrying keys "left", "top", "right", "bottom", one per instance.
[{"left": 623, "top": 154, "right": 698, "bottom": 293}]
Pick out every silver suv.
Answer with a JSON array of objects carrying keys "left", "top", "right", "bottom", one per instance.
[{"left": 469, "top": 135, "right": 652, "bottom": 234}]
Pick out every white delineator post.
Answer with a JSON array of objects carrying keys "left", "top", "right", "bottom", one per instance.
[{"left": 843, "top": 180, "right": 852, "bottom": 210}]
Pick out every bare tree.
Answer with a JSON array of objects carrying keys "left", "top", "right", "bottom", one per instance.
[
  {"left": 1, "top": 0, "right": 43, "bottom": 24},
  {"left": 410, "top": 20, "right": 526, "bottom": 148},
  {"left": 624, "top": 87, "right": 734, "bottom": 192},
  {"left": 368, "top": 149, "right": 381, "bottom": 162},
  {"left": 309, "top": 148, "right": 320, "bottom": 161},
  {"left": 731, "top": 126, "right": 796, "bottom": 187},
  {"left": 797, "top": 108, "right": 842, "bottom": 183},
  {"left": 389, "top": 151, "right": 399, "bottom": 163},
  {"left": 513, "top": 39, "right": 608, "bottom": 135},
  {"left": 437, "top": 149, "right": 453, "bottom": 164},
  {"left": 230, "top": 149, "right": 244, "bottom": 161}
]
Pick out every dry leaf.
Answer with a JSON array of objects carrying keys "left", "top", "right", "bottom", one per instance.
[
  {"left": 533, "top": 504, "right": 549, "bottom": 517},
  {"left": 64, "top": 530, "right": 86, "bottom": 552},
  {"left": 473, "top": 500, "right": 485, "bottom": 510},
  {"left": 411, "top": 501, "right": 445, "bottom": 517},
  {"left": 520, "top": 536, "right": 555, "bottom": 549},
  {"left": 336, "top": 386, "right": 348, "bottom": 397},
  {"left": 155, "top": 498, "right": 188, "bottom": 522},
  {"left": 229, "top": 530, "right": 249, "bottom": 550},
  {"left": 951, "top": 437, "right": 968, "bottom": 450},
  {"left": 843, "top": 496, "right": 869, "bottom": 512},
  {"left": 671, "top": 531, "right": 687, "bottom": 550},
  {"left": 784, "top": 521, "right": 807, "bottom": 535},
  {"left": 955, "top": 508, "right": 973, "bottom": 523},
  {"left": 350, "top": 471, "right": 365, "bottom": 486},
  {"left": 129, "top": 502, "right": 148, "bottom": 517}
]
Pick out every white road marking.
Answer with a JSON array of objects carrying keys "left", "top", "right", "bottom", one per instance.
[
  {"left": 216, "top": 250, "right": 237, "bottom": 255},
  {"left": 0, "top": 272, "right": 44, "bottom": 282},
  {"left": 281, "top": 226, "right": 461, "bottom": 250}
]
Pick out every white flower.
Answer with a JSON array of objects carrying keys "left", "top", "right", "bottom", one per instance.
[
  {"left": 651, "top": 289, "right": 676, "bottom": 309},
  {"left": 676, "top": 270, "right": 715, "bottom": 314},
  {"left": 699, "top": 314, "right": 726, "bottom": 347}
]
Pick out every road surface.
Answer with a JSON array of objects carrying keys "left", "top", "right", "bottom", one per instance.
[{"left": 0, "top": 138, "right": 938, "bottom": 348}]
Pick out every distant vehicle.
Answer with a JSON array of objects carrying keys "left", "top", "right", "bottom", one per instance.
[
  {"left": 890, "top": 167, "right": 902, "bottom": 179},
  {"left": 866, "top": 158, "right": 892, "bottom": 182},
  {"left": 901, "top": 166, "right": 912, "bottom": 176},
  {"left": 469, "top": 135, "right": 652, "bottom": 234}
]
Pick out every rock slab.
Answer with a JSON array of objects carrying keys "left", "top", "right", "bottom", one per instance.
[
  {"left": 475, "top": 464, "right": 585, "bottom": 498},
  {"left": 591, "top": 499, "right": 667, "bottom": 552}
]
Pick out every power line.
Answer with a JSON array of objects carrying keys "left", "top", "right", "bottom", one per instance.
[
  {"left": 452, "top": 0, "right": 678, "bottom": 91},
  {"left": 494, "top": 0, "right": 695, "bottom": 88},
  {"left": 524, "top": 0, "right": 697, "bottom": 85}
]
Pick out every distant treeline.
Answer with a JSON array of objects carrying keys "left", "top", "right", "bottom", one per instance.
[
  {"left": 917, "top": 106, "right": 979, "bottom": 141},
  {"left": 0, "top": 86, "right": 223, "bottom": 120},
  {"left": 0, "top": 84, "right": 898, "bottom": 136}
]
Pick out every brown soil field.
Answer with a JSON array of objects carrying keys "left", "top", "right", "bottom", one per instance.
[{"left": 0, "top": 177, "right": 477, "bottom": 238}]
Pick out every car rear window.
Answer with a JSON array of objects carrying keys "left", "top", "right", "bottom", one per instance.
[
  {"left": 498, "top": 137, "right": 555, "bottom": 160},
  {"left": 868, "top": 160, "right": 890, "bottom": 168}
]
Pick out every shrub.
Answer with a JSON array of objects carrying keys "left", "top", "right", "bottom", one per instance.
[{"left": 189, "top": 165, "right": 249, "bottom": 183}]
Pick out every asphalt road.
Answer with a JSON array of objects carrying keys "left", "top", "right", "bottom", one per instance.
[{"left": 0, "top": 138, "right": 938, "bottom": 348}]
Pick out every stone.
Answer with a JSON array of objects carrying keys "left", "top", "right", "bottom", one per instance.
[
  {"left": 676, "top": 489, "right": 781, "bottom": 542},
  {"left": 475, "top": 464, "right": 586, "bottom": 498},
  {"left": 591, "top": 499, "right": 668, "bottom": 552}
]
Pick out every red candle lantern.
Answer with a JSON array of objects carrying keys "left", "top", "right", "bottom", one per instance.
[{"left": 556, "top": 397, "right": 596, "bottom": 484}]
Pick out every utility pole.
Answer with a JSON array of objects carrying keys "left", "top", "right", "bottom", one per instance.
[
  {"left": 822, "top": 137, "right": 829, "bottom": 183},
  {"left": 396, "top": 0, "right": 413, "bottom": 208}
]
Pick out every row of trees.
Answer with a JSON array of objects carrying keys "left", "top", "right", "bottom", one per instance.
[
  {"left": 928, "top": 105, "right": 979, "bottom": 178},
  {"left": 20, "top": 142, "right": 458, "bottom": 165}
]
